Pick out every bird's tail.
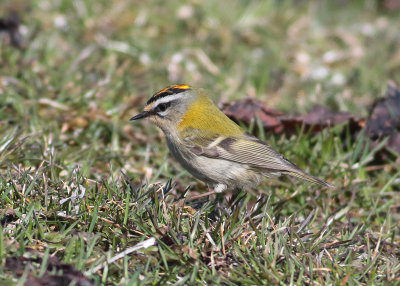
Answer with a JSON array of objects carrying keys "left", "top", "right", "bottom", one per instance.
[{"left": 284, "top": 169, "right": 334, "bottom": 188}]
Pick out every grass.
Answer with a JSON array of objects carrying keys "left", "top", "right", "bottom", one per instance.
[{"left": 1, "top": 0, "right": 400, "bottom": 285}]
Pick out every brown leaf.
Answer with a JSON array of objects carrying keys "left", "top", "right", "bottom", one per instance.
[
  {"left": 0, "top": 12, "right": 22, "bottom": 48},
  {"left": 366, "top": 83, "right": 400, "bottom": 139},
  {"left": 1, "top": 208, "right": 16, "bottom": 226},
  {"left": 5, "top": 256, "right": 93, "bottom": 286},
  {"left": 222, "top": 83, "right": 400, "bottom": 164},
  {"left": 365, "top": 83, "right": 400, "bottom": 158},
  {"left": 281, "top": 105, "right": 363, "bottom": 134},
  {"left": 387, "top": 132, "right": 400, "bottom": 155},
  {"left": 174, "top": 245, "right": 198, "bottom": 260},
  {"left": 383, "top": 0, "right": 400, "bottom": 11},
  {"left": 221, "top": 98, "right": 284, "bottom": 132},
  {"left": 222, "top": 99, "right": 363, "bottom": 135}
]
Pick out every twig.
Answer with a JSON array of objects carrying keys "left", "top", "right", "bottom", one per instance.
[{"left": 85, "top": 237, "right": 157, "bottom": 275}]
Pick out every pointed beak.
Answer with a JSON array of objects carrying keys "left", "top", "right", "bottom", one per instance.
[{"left": 130, "top": 111, "right": 149, "bottom": 121}]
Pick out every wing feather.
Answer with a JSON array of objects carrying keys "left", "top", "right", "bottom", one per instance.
[{"left": 181, "top": 129, "right": 332, "bottom": 188}]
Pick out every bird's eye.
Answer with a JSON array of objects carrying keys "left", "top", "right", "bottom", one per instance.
[
  {"left": 158, "top": 103, "right": 167, "bottom": 112},
  {"left": 157, "top": 102, "right": 170, "bottom": 112}
]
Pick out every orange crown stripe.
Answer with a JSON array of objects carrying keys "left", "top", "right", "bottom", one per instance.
[
  {"left": 173, "top": 84, "right": 190, "bottom": 89},
  {"left": 154, "top": 84, "right": 190, "bottom": 96},
  {"left": 147, "top": 84, "right": 191, "bottom": 105}
]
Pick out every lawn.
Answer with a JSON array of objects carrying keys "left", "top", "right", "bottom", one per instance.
[{"left": 1, "top": 0, "right": 399, "bottom": 285}]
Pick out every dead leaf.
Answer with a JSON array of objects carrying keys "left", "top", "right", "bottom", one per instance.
[
  {"left": 221, "top": 98, "right": 284, "bottom": 132},
  {"left": 5, "top": 256, "right": 93, "bottom": 286},
  {"left": 1, "top": 208, "right": 16, "bottom": 226},
  {"left": 221, "top": 83, "right": 400, "bottom": 162},
  {"left": 387, "top": 132, "right": 400, "bottom": 155},
  {"left": 171, "top": 245, "right": 198, "bottom": 260},
  {"left": 0, "top": 12, "right": 22, "bottom": 48},
  {"left": 222, "top": 99, "right": 363, "bottom": 135},
  {"left": 383, "top": 0, "right": 400, "bottom": 11},
  {"left": 366, "top": 83, "right": 400, "bottom": 139},
  {"left": 281, "top": 105, "right": 363, "bottom": 134}
]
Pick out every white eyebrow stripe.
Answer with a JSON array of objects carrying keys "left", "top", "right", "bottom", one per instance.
[{"left": 151, "top": 93, "right": 185, "bottom": 110}]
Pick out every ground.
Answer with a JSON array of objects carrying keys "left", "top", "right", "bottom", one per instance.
[{"left": 0, "top": 0, "right": 399, "bottom": 285}]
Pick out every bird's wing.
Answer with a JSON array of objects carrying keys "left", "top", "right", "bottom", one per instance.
[
  {"left": 182, "top": 130, "right": 291, "bottom": 169},
  {"left": 181, "top": 129, "right": 332, "bottom": 187}
]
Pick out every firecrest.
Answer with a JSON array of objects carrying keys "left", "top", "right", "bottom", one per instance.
[{"left": 131, "top": 84, "right": 332, "bottom": 192}]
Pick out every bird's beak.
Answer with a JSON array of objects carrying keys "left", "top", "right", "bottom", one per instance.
[{"left": 130, "top": 111, "right": 149, "bottom": 121}]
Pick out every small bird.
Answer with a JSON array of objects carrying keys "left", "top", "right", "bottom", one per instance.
[{"left": 131, "top": 85, "right": 332, "bottom": 193}]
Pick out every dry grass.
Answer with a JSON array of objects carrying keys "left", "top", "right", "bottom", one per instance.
[{"left": 1, "top": 0, "right": 399, "bottom": 285}]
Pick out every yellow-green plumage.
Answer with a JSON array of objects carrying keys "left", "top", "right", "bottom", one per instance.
[{"left": 178, "top": 93, "right": 244, "bottom": 137}]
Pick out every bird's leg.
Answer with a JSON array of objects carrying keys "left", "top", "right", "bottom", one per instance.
[
  {"left": 188, "top": 188, "right": 216, "bottom": 201},
  {"left": 188, "top": 183, "right": 227, "bottom": 201}
]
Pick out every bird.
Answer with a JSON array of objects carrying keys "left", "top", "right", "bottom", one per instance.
[{"left": 130, "top": 84, "right": 332, "bottom": 193}]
